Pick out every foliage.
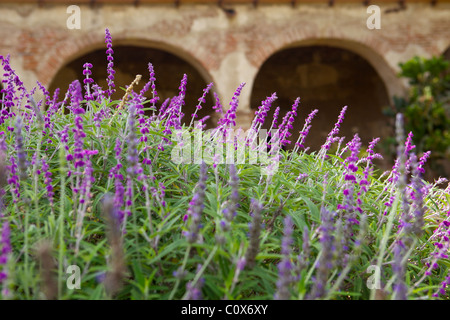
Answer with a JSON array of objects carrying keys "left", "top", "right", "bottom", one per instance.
[
  {"left": 0, "top": 31, "right": 449, "bottom": 300},
  {"left": 384, "top": 55, "right": 450, "bottom": 178}
]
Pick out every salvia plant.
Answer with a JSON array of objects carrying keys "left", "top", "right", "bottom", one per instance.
[{"left": 0, "top": 29, "right": 449, "bottom": 300}]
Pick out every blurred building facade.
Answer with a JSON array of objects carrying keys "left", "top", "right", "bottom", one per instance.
[{"left": 0, "top": 0, "right": 449, "bottom": 150}]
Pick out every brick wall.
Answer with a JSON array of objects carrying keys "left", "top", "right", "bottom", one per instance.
[{"left": 0, "top": 2, "right": 449, "bottom": 129}]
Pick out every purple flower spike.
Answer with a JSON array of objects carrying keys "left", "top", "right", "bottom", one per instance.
[
  {"left": 7, "top": 156, "right": 19, "bottom": 202},
  {"left": 0, "top": 221, "right": 11, "bottom": 287},
  {"left": 294, "top": 109, "right": 319, "bottom": 151},
  {"left": 184, "top": 279, "right": 204, "bottom": 300},
  {"left": 417, "top": 151, "right": 431, "bottom": 174},
  {"left": 244, "top": 199, "right": 263, "bottom": 268},
  {"left": 220, "top": 164, "right": 240, "bottom": 233},
  {"left": 83, "top": 62, "right": 94, "bottom": 101},
  {"left": 278, "top": 98, "right": 300, "bottom": 147},
  {"left": 274, "top": 215, "right": 294, "bottom": 300},
  {"left": 409, "top": 153, "right": 425, "bottom": 237},
  {"left": 393, "top": 240, "right": 407, "bottom": 300},
  {"left": 217, "top": 83, "right": 245, "bottom": 131},
  {"left": 185, "top": 162, "right": 208, "bottom": 244},
  {"left": 41, "top": 159, "right": 54, "bottom": 208},
  {"left": 126, "top": 105, "right": 143, "bottom": 179},
  {"left": 105, "top": 28, "right": 115, "bottom": 98},
  {"left": 14, "top": 116, "right": 27, "bottom": 182},
  {"left": 190, "top": 82, "right": 213, "bottom": 127},
  {"left": 270, "top": 106, "right": 280, "bottom": 131},
  {"left": 212, "top": 92, "right": 223, "bottom": 116},
  {"left": 321, "top": 106, "right": 347, "bottom": 152},
  {"left": 252, "top": 92, "right": 278, "bottom": 130},
  {"left": 309, "top": 206, "right": 335, "bottom": 299}
]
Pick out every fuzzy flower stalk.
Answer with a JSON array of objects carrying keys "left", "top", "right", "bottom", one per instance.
[
  {"left": 105, "top": 28, "right": 115, "bottom": 98},
  {"left": 218, "top": 164, "right": 240, "bottom": 238},
  {"left": 309, "top": 207, "right": 335, "bottom": 299},
  {"left": 0, "top": 220, "right": 11, "bottom": 298},
  {"left": 184, "top": 162, "right": 208, "bottom": 244},
  {"left": 82, "top": 62, "right": 94, "bottom": 101},
  {"left": 102, "top": 194, "right": 127, "bottom": 297},
  {"left": 292, "top": 108, "right": 319, "bottom": 154},
  {"left": 189, "top": 82, "right": 213, "bottom": 127},
  {"left": 320, "top": 105, "right": 348, "bottom": 157},
  {"left": 36, "top": 240, "right": 57, "bottom": 300},
  {"left": 244, "top": 199, "right": 263, "bottom": 268},
  {"left": 392, "top": 240, "right": 408, "bottom": 300},
  {"left": 274, "top": 215, "right": 294, "bottom": 300}
]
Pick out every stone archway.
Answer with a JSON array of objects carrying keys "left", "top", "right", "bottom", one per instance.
[
  {"left": 444, "top": 46, "right": 450, "bottom": 62},
  {"left": 48, "top": 44, "right": 216, "bottom": 128},
  {"left": 250, "top": 45, "right": 392, "bottom": 151}
]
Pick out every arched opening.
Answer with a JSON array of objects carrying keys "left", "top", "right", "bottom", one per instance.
[
  {"left": 250, "top": 45, "right": 391, "bottom": 152},
  {"left": 49, "top": 45, "right": 215, "bottom": 127},
  {"left": 444, "top": 46, "right": 450, "bottom": 62}
]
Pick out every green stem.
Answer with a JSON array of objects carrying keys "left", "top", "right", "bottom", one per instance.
[
  {"left": 297, "top": 251, "right": 321, "bottom": 300},
  {"left": 370, "top": 197, "right": 399, "bottom": 300},
  {"left": 182, "top": 246, "right": 218, "bottom": 299},
  {"left": 168, "top": 244, "right": 191, "bottom": 300}
]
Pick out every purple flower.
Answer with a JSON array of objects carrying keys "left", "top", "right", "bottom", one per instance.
[
  {"left": 184, "top": 163, "right": 208, "bottom": 244},
  {"left": 184, "top": 278, "right": 204, "bottom": 300},
  {"left": 384, "top": 114, "right": 409, "bottom": 215},
  {"left": 294, "top": 109, "right": 319, "bottom": 150},
  {"left": 432, "top": 271, "right": 450, "bottom": 298},
  {"left": 274, "top": 215, "right": 294, "bottom": 300},
  {"left": 405, "top": 132, "right": 415, "bottom": 155},
  {"left": 7, "top": 156, "right": 19, "bottom": 202},
  {"left": 105, "top": 28, "right": 115, "bottom": 98},
  {"left": 0, "top": 221, "right": 11, "bottom": 285},
  {"left": 217, "top": 83, "right": 245, "bottom": 131},
  {"left": 392, "top": 240, "right": 407, "bottom": 300},
  {"left": 178, "top": 74, "right": 187, "bottom": 100},
  {"left": 190, "top": 82, "right": 213, "bottom": 127},
  {"left": 1, "top": 54, "right": 26, "bottom": 118},
  {"left": 68, "top": 80, "right": 83, "bottom": 115},
  {"left": 404, "top": 132, "right": 415, "bottom": 173},
  {"left": 278, "top": 98, "right": 300, "bottom": 146},
  {"left": 158, "top": 98, "right": 170, "bottom": 119},
  {"left": 150, "top": 183, "right": 166, "bottom": 208},
  {"left": 359, "top": 137, "right": 381, "bottom": 193},
  {"left": 41, "top": 159, "right": 54, "bottom": 208},
  {"left": 220, "top": 164, "right": 240, "bottom": 233},
  {"left": 72, "top": 116, "right": 86, "bottom": 170},
  {"left": 113, "top": 178, "right": 125, "bottom": 225},
  {"left": 212, "top": 92, "right": 223, "bottom": 115},
  {"left": 14, "top": 117, "right": 27, "bottom": 182},
  {"left": 252, "top": 92, "right": 277, "bottom": 129},
  {"left": 340, "top": 134, "right": 362, "bottom": 219},
  {"left": 243, "top": 199, "right": 263, "bottom": 268},
  {"left": 83, "top": 62, "right": 94, "bottom": 100},
  {"left": 309, "top": 206, "right": 335, "bottom": 299},
  {"left": 143, "top": 63, "right": 159, "bottom": 112},
  {"left": 423, "top": 216, "right": 450, "bottom": 283},
  {"left": 417, "top": 151, "right": 431, "bottom": 174},
  {"left": 297, "top": 226, "right": 310, "bottom": 273},
  {"left": 79, "top": 156, "right": 95, "bottom": 205},
  {"left": 126, "top": 105, "right": 143, "bottom": 179},
  {"left": 321, "top": 106, "right": 347, "bottom": 152},
  {"left": 409, "top": 153, "right": 425, "bottom": 237},
  {"left": 269, "top": 106, "right": 280, "bottom": 131}
]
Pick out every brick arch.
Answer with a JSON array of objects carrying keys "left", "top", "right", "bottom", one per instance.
[
  {"left": 40, "top": 33, "right": 215, "bottom": 90},
  {"left": 249, "top": 43, "right": 395, "bottom": 152},
  {"left": 246, "top": 31, "right": 405, "bottom": 100},
  {"left": 444, "top": 45, "right": 450, "bottom": 61}
]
